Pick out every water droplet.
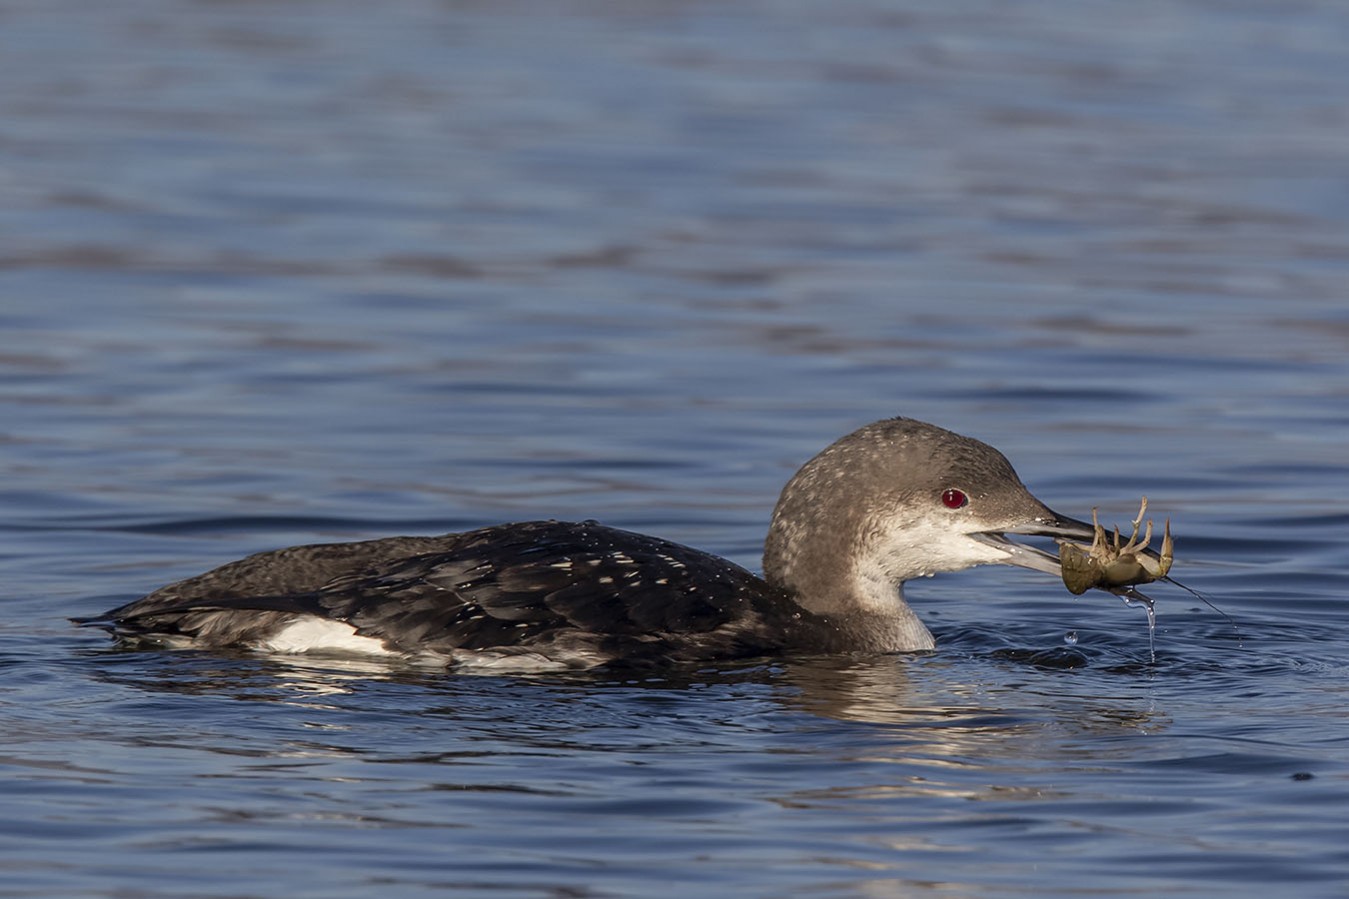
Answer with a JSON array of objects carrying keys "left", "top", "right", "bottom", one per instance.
[{"left": 1063, "top": 631, "right": 1078, "bottom": 646}]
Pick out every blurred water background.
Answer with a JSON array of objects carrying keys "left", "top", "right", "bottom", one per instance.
[{"left": 3, "top": 1, "right": 1349, "bottom": 896}]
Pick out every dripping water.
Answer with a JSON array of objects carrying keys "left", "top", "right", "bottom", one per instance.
[{"left": 1118, "top": 588, "right": 1157, "bottom": 663}]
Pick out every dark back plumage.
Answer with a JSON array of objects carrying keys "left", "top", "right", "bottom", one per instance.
[{"left": 84, "top": 521, "right": 821, "bottom": 666}]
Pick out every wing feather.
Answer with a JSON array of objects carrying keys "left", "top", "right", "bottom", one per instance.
[{"left": 84, "top": 520, "right": 795, "bottom": 662}]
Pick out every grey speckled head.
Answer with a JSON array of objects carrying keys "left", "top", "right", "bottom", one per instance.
[{"left": 762, "top": 418, "right": 1095, "bottom": 648}]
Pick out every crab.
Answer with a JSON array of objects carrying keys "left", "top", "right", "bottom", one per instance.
[{"left": 1059, "top": 497, "right": 1173, "bottom": 596}]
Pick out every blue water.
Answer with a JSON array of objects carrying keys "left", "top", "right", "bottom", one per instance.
[{"left": 4, "top": 0, "right": 1349, "bottom": 896}]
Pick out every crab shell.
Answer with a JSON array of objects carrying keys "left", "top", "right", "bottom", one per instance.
[
  {"left": 1059, "top": 543, "right": 1160, "bottom": 595},
  {"left": 1058, "top": 512, "right": 1173, "bottom": 596}
]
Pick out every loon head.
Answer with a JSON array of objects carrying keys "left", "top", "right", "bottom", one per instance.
[{"left": 762, "top": 417, "right": 1099, "bottom": 621}]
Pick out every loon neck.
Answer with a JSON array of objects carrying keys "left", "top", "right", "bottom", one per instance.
[
  {"left": 763, "top": 517, "right": 936, "bottom": 653},
  {"left": 765, "top": 554, "right": 936, "bottom": 653}
]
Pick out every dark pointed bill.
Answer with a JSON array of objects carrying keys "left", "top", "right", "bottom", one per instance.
[{"left": 969, "top": 511, "right": 1098, "bottom": 578}]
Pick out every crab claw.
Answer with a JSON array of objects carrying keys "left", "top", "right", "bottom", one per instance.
[{"left": 1156, "top": 518, "right": 1173, "bottom": 578}]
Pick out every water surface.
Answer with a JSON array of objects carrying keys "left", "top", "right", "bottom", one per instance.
[{"left": 3, "top": 1, "right": 1349, "bottom": 896}]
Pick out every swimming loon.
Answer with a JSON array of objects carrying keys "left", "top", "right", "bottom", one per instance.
[{"left": 78, "top": 417, "right": 1127, "bottom": 669}]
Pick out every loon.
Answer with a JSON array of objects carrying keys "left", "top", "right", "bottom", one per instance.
[{"left": 78, "top": 417, "right": 1129, "bottom": 670}]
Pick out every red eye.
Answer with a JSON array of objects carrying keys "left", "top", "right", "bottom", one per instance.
[{"left": 941, "top": 488, "right": 968, "bottom": 509}]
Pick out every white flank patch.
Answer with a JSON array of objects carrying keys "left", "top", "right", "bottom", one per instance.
[{"left": 260, "top": 617, "right": 397, "bottom": 657}]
